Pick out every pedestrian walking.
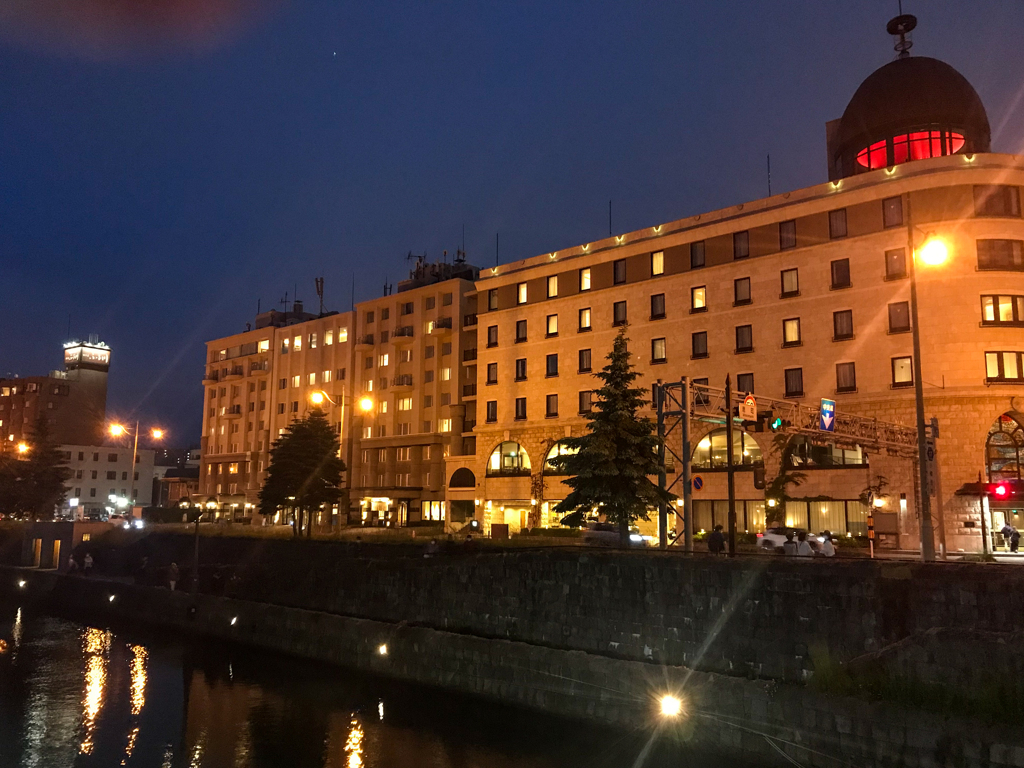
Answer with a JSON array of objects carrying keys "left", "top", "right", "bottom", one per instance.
[
  {"left": 782, "top": 532, "right": 798, "bottom": 556},
  {"left": 168, "top": 562, "right": 179, "bottom": 591},
  {"left": 83, "top": 553, "right": 94, "bottom": 575},
  {"left": 796, "top": 532, "right": 813, "bottom": 557},
  {"left": 1001, "top": 522, "right": 1014, "bottom": 550},
  {"left": 707, "top": 524, "right": 726, "bottom": 555},
  {"left": 1011, "top": 528, "right": 1020, "bottom": 554}
]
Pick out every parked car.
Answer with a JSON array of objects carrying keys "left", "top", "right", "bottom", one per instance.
[
  {"left": 757, "top": 527, "right": 822, "bottom": 554},
  {"left": 582, "top": 521, "right": 648, "bottom": 547}
]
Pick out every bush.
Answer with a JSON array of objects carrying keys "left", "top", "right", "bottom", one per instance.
[{"left": 517, "top": 527, "right": 580, "bottom": 538}]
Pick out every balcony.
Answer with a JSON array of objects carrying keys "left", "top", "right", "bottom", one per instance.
[
  {"left": 356, "top": 334, "right": 375, "bottom": 347},
  {"left": 462, "top": 384, "right": 477, "bottom": 398},
  {"left": 394, "top": 326, "right": 414, "bottom": 339},
  {"left": 463, "top": 313, "right": 478, "bottom": 328},
  {"left": 202, "top": 370, "right": 219, "bottom": 385},
  {"left": 391, "top": 374, "right": 414, "bottom": 389},
  {"left": 462, "top": 419, "right": 476, "bottom": 434},
  {"left": 462, "top": 348, "right": 477, "bottom": 363},
  {"left": 428, "top": 317, "right": 453, "bottom": 335},
  {"left": 249, "top": 360, "right": 270, "bottom": 376},
  {"left": 224, "top": 405, "right": 243, "bottom": 418},
  {"left": 223, "top": 366, "right": 244, "bottom": 380}
]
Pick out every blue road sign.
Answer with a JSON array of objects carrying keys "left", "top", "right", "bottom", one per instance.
[
  {"left": 692, "top": 475, "right": 704, "bottom": 491},
  {"left": 820, "top": 398, "right": 836, "bottom": 432}
]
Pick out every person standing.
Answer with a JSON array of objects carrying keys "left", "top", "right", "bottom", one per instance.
[
  {"left": 782, "top": 532, "right": 798, "bottom": 556},
  {"left": 83, "top": 552, "right": 94, "bottom": 575},
  {"left": 1011, "top": 528, "right": 1020, "bottom": 554},
  {"left": 819, "top": 531, "right": 836, "bottom": 557},
  {"left": 796, "top": 532, "right": 814, "bottom": 557},
  {"left": 707, "top": 525, "right": 726, "bottom": 555},
  {"left": 168, "top": 562, "right": 179, "bottom": 591}
]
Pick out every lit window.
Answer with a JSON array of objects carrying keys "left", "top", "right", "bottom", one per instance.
[
  {"left": 652, "top": 337, "right": 667, "bottom": 363},
  {"left": 339, "top": 327, "right": 348, "bottom": 343},
  {"left": 547, "top": 275, "right": 558, "bottom": 298},
  {"left": 379, "top": 354, "right": 389, "bottom": 367},
  {"left": 258, "top": 339, "right": 270, "bottom": 352},
  {"left": 986, "top": 351, "right": 1023, "bottom": 382},
  {"left": 892, "top": 356, "right": 914, "bottom": 387},
  {"left": 982, "top": 295, "right": 1024, "bottom": 325},
  {"left": 517, "top": 282, "right": 528, "bottom": 304},
  {"left": 781, "top": 268, "right": 799, "bottom": 296},
  {"left": 323, "top": 370, "right": 332, "bottom": 383},
  {"left": 325, "top": 330, "right": 333, "bottom": 345},
  {"left": 308, "top": 373, "right": 316, "bottom": 385},
  {"left": 440, "top": 418, "right": 452, "bottom": 433},
  {"left": 309, "top": 333, "right": 317, "bottom": 349},
  {"left": 578, "top": 307, "right": 592, "bottom": 331},
  {"left": 398, "top": 397, "right": 412, "bottom": 411},
  {"left": 293, "top": 335, "right": 302, "bottom": 352},
  {"left": 441, "top": 367, "right": 451, "bottom": 381},
  {"left": 651, "top": 251, "right": 664, "bottom": 275},
  {"left": 691, "top": 286, "right": 706, "bottom": 311},
  {"left": 579, "top": 268, "right": 591, "bottom": 291},
  {"left": 546, "top": 314, "right": 558, "bottom": 336},
  {"left": 783, "top": 318, "right": 801, "bottom": 346},
  {"left": 378, "top": 401, "right": 388, "bottom": 414},
  {"left": 292, "top": 375, "right": 300, "bottom": 388}
]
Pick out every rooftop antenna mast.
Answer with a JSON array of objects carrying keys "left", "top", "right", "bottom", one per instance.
[
  {"left": 887, "top": 5, "right": 916, "bottom": 59},
  {"left": 315, "top": 277, "right": 325, "bottom": 316}
]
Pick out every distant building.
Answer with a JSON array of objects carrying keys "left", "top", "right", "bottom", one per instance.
[
  {"left": 0, "top": 336, "right": 111, "bottom": 447},
  {"left": 154, "top": 466, "right": 201, "bottom": 508},
  {"left": 61, "top": 444, "right": 155, "bottom": 515}
]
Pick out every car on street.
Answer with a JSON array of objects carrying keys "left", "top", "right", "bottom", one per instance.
[{"left": 582, "top": 521, "right": 648, "bottom": 547}]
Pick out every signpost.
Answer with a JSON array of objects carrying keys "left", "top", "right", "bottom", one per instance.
[
  {"left": 692, "top": 475, "right": 704, "bottom": 492},
  {"left": 819, "top": 398, "right": 836, "bottom": 432},
  {"left": 738, "top": 394, "right": 757, "bottom": 421}
]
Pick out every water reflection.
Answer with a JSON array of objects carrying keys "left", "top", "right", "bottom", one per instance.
[{"left": 0, "top": 610, "right": 753, "bottom": 768}]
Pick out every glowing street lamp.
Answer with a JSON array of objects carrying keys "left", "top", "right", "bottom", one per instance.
[
  {"left": 16, "top": 442, "right": 29, "bottom": 455},
  {"left": 108, "top": 421, "right": 165, "bottom": 512},
  {"left": 359, "top": 396, "right": 374, "bottom": 413},
  {"left": 659, "top": 695, "right": 683, "bottom": 717},
  {"left": 918, "top": 236, "right": 948, "bottom": 267}
]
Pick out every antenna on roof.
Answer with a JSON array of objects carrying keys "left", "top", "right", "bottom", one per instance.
[
  {"left": 887, "top": 9, "right": 916, "bottom": 59},
  {"left": 315, "top": 277, "right": 325, "bottom": 316}
]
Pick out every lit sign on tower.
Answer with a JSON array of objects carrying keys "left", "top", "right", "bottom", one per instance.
[{"left": 64, "top": 342, "right": 111, "bottom": 371}]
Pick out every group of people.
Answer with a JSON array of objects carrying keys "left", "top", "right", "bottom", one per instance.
[
  {"left": 1000, "top": 523, "right": 1021, "bottom": 553},
  {"left": 706, "top": 526, "right": 836, "bottom": 557}
]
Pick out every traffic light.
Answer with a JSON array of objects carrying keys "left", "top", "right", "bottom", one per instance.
[
  {"left": 986, "top": 482, "right": 1017, "bottom": 499},
  {"left": 753, "top": 466, "right": 766, "bottom": 490},
  {"left": 769, "top": 416, "right": 791, "bottom": 432}
]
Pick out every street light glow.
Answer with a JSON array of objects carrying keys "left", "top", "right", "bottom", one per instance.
[
  {"left": 109, "top": 424, "right": 126, "bottom": 437},
  {"left": 16, "top": 442, "right": 29, "bottom": 454},
  {"left": 918, "top": 236, "right": 948, "bottom": 267},
  {"left": 359, "top": 397, "right": 374, "bottom": 413},
  {"left": 310, "top": 391, "right": 325, "bottom": 405},
  {"left": 151, "top": 428, "right": 164, "bottom": 440},
  {"left": 660, "top": 695, "right": 682, "bottom": 717}
]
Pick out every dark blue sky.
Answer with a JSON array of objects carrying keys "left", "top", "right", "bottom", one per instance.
[{"left": 2, "top": 0, "right": 1023, "bottom": 445}]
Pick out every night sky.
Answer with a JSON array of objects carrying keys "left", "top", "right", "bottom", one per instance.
[{"left": 1, "top": 0, "right": 1023, "bottom": 446}]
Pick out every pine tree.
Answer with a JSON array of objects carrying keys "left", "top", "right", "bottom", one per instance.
[
  {"left": 258, "top": 409, "right": 345, "bottom": 537},
  {"left": 20, "top": 417, "right": 72, "bottom": 520},
  {"left": 549, "top": 327, "right": 675, "bottom": 546}
]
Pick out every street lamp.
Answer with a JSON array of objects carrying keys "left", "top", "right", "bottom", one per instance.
[
  {"left": 15, "top": 442, "right": 29, "bottom": 455},
  {"left": 906, "top": 209, "right": 949, "bottom": 562},
  {"left": 307, "top": 391, "right": 374, "bottom": 530},
  {"left": 108, "top": 422, "right": 165, "bottom": 512}
]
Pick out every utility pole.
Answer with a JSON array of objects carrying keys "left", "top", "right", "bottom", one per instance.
[
  {"left": 681, "top": 377, "right": 693, "bottom": 552},
  {"left": 725, "top": 375, "right": 737, "bottom": 557},
  {"left": 656, "top": 381, "right": 667, "bottom": 550}
]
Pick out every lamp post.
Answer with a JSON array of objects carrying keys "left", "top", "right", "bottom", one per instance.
[
  {"left": 309, "top": 391, "right": 373, "bottom": 527},
  {"left": 906, "top": 195, "right": 948, "bottom": 562},
  {"left": 109, "top": 422, "right": 164, "bottom": 512}
]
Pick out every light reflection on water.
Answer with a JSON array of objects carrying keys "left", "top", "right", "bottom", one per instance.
[{"left": 0, "top": 609, "right": 752, "bottom": 768}]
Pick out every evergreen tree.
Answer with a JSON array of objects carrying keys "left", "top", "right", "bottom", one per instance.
[
  {"left": 549, "top": 327, "right": 675, "bottom": 545},
  {"left": 18, "top": 417, "right": 72, "bottom": 520},
  {"left": 259, "top": 409, "right": 345, "bottom": 537}
]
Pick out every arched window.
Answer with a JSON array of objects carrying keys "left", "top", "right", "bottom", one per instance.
[
  {"left": 449, "top": 467, "right": 476, "bottom": 488},
  {"left": 544, "top": 441, "right": 578, "bottom": 475},
  {"left": 692, "top": 429, "right": 762, "bottom": 470},
  {"left": 486, "top": 441, "right": 532, "bottom": 477},
  {"left": 987, "top": 413, "right": 1024, "bottom": 481},
  {"left": 784, "top": 436, "right": 868, "bottom": 469}
]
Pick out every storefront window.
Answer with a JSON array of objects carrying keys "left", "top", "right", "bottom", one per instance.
[{"left": 692, "top": 429, "right": 763, "bottom": 470}]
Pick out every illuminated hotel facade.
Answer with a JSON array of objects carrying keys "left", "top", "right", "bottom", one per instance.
[{"left": 201, "top": 21, "right": 1024, "bottom": 552}]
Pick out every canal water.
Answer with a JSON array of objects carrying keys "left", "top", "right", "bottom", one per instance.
[{"left": 0, "top": 607, "right": 755, "bottom": 768}]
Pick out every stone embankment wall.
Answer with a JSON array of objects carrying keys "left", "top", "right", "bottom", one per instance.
[
  {"left": 4, "top": 568, "right": 1024, "bottom": 768},
  {"left": 113, "top": 533, "right": 1024, "bottom": 682}
]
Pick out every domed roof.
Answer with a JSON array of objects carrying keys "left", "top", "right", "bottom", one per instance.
[{"left": 835, "top": 55, "right": 990, "bottom": 157}]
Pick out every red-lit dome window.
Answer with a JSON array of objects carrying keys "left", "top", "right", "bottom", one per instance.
[{"left": 856, "top": 130, "right": 966, "bottom": 170}]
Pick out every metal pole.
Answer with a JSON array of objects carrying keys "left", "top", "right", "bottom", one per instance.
[
  {"left": 725, "top": 375, "right": 737, "bottom": 557},
  {"left": 930, "top": 417, "right": 947, "bottom": 559},
  {"left": 656, "top": 382, "right": 667, "bottom": 550},
  {"left": 907, "top": 194, "right": 936, "bottom": 561},
  {"left": 681, "top": 377, "right": 693, "bottom": 553},
  {"left": 191, "top": 510, "right": 202, "bottom": 599},
  {"left": 128, "top": 420, "right": 139, "bottom": 511}
]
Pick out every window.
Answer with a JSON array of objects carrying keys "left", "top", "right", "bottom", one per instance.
[
  {"left": 308, "top": 372, "right": 316, "bottom": 386},
  {"left": 885, "top": 248, "right": 907, "bottom": 279},
  {"left": 833, "top": 310, "right": 854, "bottom": 340},
  {"left": 735, "top": 325, "right": 753, "bottom": 353},
  {"left": 309, "top": 333, "right": 318, "bottom": 349},
  {"left": 547, "top": 275, "right": 558, "bottom": 298},
  {"left": 652, "top": 338, "right": 667, "bottom": 363},
  {"left": 486, "top": 401, "right": 497, "bottom": 422},
  {"left": 692, "top": 331, "right": 708, "bottom": 359},
  {"left": 784, "top": 368, "right": 804, "bottom": 397},
  {"left": 546, "top": 394, "right": 558, "bottom": 417},
  {"left": 830, "top": 258, "right": 851, "bottom": 289},
  {"left": 546, "top": 314, "right": 558, "bottom": 336},
  {"left": 546, "top": 354, "right": 558, "bottom": 377},
  {"left": 424, "top": 370, "right": 434, "bottom": 383},
  {"left": 883, "top": 196, "right": 904, "bottom": 228},
  {"left": 292, "top": 401, "right": 299, "bottom": 412},
  {"left": 440, "top": 419, "right": 452, "bottom": 433},
  {"left": 259, "top": 338, "right": 271, "bottom": 352},
  {"left": 487, "top": 325, "right": 498, "bottom": 347},
  {"left": 424, "top": 395, "right": 432, "bottom": 408},
  {"left": 892, "top": 356, "right": 914, "bottom": 387},
  {"left": 733, "top": 231, "right": 749, "bottom": 259},
  {"left": 379, "top": 353, "right": 389, "bottom": 367},
  {"left": 779, "top": 220, "right": 796, "bottom": 250},
  {"left": 337, "top": 368, "right": 346, "bottom": 381},
  {"left": 986, "top": 351, "right": 1024, "bottom": 382},
  {"left": 613, "top": 259, "right": 626, "bottom": 284},
  {"left": 443, "top": 292, "right": 453, "bottom": 306},
  {"left": 974, "top": 185, "right": 1022, "bottom": 217},
  {"left": 691, "top": 286, "right": 707, "bottom": 312},
  {"left": 517, "top": 282, "right": 528, "bottom": 304},
  {"left": 397, "top": 397, "right": 413, "bottom": 411},
  {"left": 982, "top": 295, "right": 1024, "bottom": 325},
  {"left": 488, "top": 289, "right": 498, "bottom": 310},
  {"left": 277, "top": 403, "right": 285, "bottom": 414},
  {"left": 836, "top": 362, "right": 857, "bottom": 392},
  {"left": 292, "top": 375, "right": 300, "bottom": 388},
  {"left": 365, "top": 356, "right": 374, "bottom": 370},
  {"left": 364, "top": 379, "right": 374, "bottom": 392},
  {"left": 613, "top": 301, "right": 627, "bottom": 326},
  {"left": 487, "top": 441, "right": 531, "bottom": 476},
  {"left": 515, "top": 358, "right": 527, "bottom": 381},
  {"left": 692, "top": 429, "right": 763, "bottom": 470},
  {"left": 888, "top": 302, "right": 911, "bottom": 333},
  {"left": 579, "top": 268, "right": 591, "bottom": 291},
  {"left": 690, "top": 241, "right": 706, "bottom": 269},
  {"left": 781, "top": 268, "right": 799, "bottom": 297},
  {"left": 578, "top": 348, "right": 592, "bottom": 372},
  {"left": 278, "top": 378, "right": 287, "bottom": 390},
  {"left": 978, "top": 240, "right": 1024, "bottom": 271},
  {"left": 736, "top": 373, "right": 754, "bottom": 393},
  {"left": 293, "top": 335, "right": 302, "bottom": 352},
  {"left": 785, "top": 436, "right": 867, "bottom": 468},
  {"left": 515, "top": 397, "right": 527, "bottom": 420},
  {"left": 378, "top": 400, "right": 388, "bottom": 414},
  {"left": 828, "top": 208, "right": 847, "bottom": 239},
  {"left": 578, "top": 307, "right": 592, "bottom": 331},
  {"left": 339, "top": 328, "right": 348, "bottom": 343},
  {"left": 783, "top": 318, "right": 801, "bottom": 346},
  {"left": 441, "top": 367, "right": 451, "bottom": 381},
  {"left": 442, "top": 341, "right": 452, "bottom": 356},
  {"left": 425, "top": 297, "right": 436, "bottom": 311},
  {"left": 106, "top": 471, "right": 116, "bottom": 480},
  {"left": 399, "top": 349, "right": 412, "bottom": 363},
  {"left": 734, "top": 277, "right": 751, "bottom": 305},
  {"left": 650, "top": 293, "right": 665, "bottom": 319},
  {"left": 515, "top": 320, "right": 527, "bottom": 343},
  {"left": 486, "top": 363, "right": 498, "bottom": 385},
  {"left": 651, "top": 251, "right": 664, "bottom": 275},
  {"left": 578, "top": 390, "right": 593, "bottom": 413}
]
